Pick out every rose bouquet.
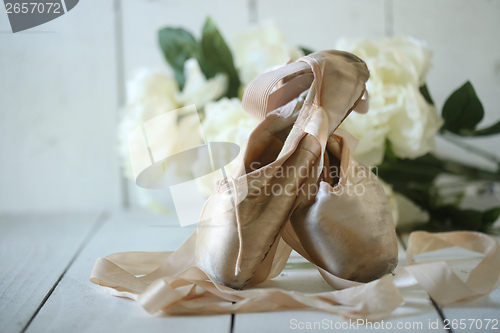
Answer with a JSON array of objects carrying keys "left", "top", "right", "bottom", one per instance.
[{"left": 118, "top": 17, "right": 500, "bottom": 233}]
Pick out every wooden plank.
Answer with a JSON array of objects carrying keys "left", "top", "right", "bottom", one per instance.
[
  {"left": 234, "top": 239, "right": 446, "bottom": 332},
  {"left": 0, "top": 213, "right": 101, "bottom": 333},
  {"left": 401, "top": 233, "right": 500, "bottom": 332},
  {"left": 0, "top": 0, "right": 121, "bottom": 213},
  {"left": 25, "top": 210, "right": 232, "bottom": 333},
  {"left": 258, "top": 0, "right": 386, "bottom": 51}
]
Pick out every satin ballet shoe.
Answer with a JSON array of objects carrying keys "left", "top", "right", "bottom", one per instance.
[
  {"left": 195, "top": 50, "right": 370, "bottom": 290},
  {"left": 195, "top": 92, "right": 320, "bottom": 290},
  {"left": 288, "top": 129, "right": 399, "bottom": 283}
]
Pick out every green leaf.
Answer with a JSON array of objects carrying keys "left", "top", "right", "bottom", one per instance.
[
  {"left": 442, "top": 81, "right": 484, "bottom": 135},
  {"left": 299, "top": 47, "right": 314, "bottom": 55},
  {"left": 199, "top": 17, "right": 240, "bottom": 98},
  {"left": 158, "top": 27, "right": 200, "bottom": 90},
  {"left": 449, "top": 208, "right": 484, "bottom": 231},
  {"left": 419, "top": 83, "right": 434, "bottom": 105},
  {"left": 471, "top": 119, "right": 500, "bottom": 137},
  {"left": 378, "top": 152, "right": 445, "bottom": 187},
  {"left": 482, "top": 207, "right": 500, "bottom": 225}
]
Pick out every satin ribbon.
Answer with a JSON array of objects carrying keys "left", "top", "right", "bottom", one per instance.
[{"left": 90, "top": 229, "right": 500, "bottom": 320}]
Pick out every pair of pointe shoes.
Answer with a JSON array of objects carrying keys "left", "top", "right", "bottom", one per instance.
[{"left": 195, "top": 50, "right": 398, "bottom": 290}]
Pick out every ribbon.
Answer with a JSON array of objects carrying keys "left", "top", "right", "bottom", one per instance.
[{"left": 90, "top": 230, "right": 500, "bottom": 320}]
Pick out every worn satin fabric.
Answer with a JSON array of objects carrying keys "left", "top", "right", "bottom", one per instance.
[
  {"left": 288, "top": 131, "right": 399, "bottom": 284},
  {"left": 194, "top": 94, "right": 327, "bottom": 290},
  {"left": 194, "top": 51, "right": 369, "bottom": 289},
  {"left": 90, "top": 229, "right": 500, "bottom": 320}
]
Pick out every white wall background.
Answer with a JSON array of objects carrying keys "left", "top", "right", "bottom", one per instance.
[{"left": 0, "top": 0, "right": 499, "bottom": 214}]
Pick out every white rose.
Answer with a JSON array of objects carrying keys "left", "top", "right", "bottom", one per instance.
[
  {"left": 388, "top": 84, "right": 443, "bottom": 159},
  {"left": 118, "top": 59, "right": 227, "bottom": 213},
  {"left": 337, "top": 37, "right": 442, "bottom": 165},
  {"left": 384, "top": 37, "right": 433, "bottom": 86},
  {"left": 125, "top": 67, "right": 179, "bottom": 120},
  {"left": 232, "top": 21, "right": 303, "bottom": 85},
  {"left": 177, "top": 58, "right": 228, "bottom": 110},
  {"left": 118, "top": 69, "right": 180, "bottom": 179},
  {"left": 195, "top": 98, "right": 259, "bottom": 197},
  {"left": 119, "top": 59, "right": 228, "bottom": 174},
  {"left": 340, "top": 80, "right": 400, "bottom": 166}
]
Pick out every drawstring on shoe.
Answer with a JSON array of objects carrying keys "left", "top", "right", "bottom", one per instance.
[{"left": 226, "top": 176, "right": 243, "bottom": 276}]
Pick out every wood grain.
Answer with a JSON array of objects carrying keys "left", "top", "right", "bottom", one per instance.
[
  {"left": 25, "top": 210, "right": 232, "bottom": 333},
  {"left": 0, "top": 0, "right": 121, "bottom": 213},
  {"left": 0, "top": 213, "right": 101, "bottom": 333}
]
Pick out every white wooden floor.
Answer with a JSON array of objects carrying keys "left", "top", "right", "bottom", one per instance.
[{"left": 1, "top": 211, "right": 499, "bottom": 333}]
